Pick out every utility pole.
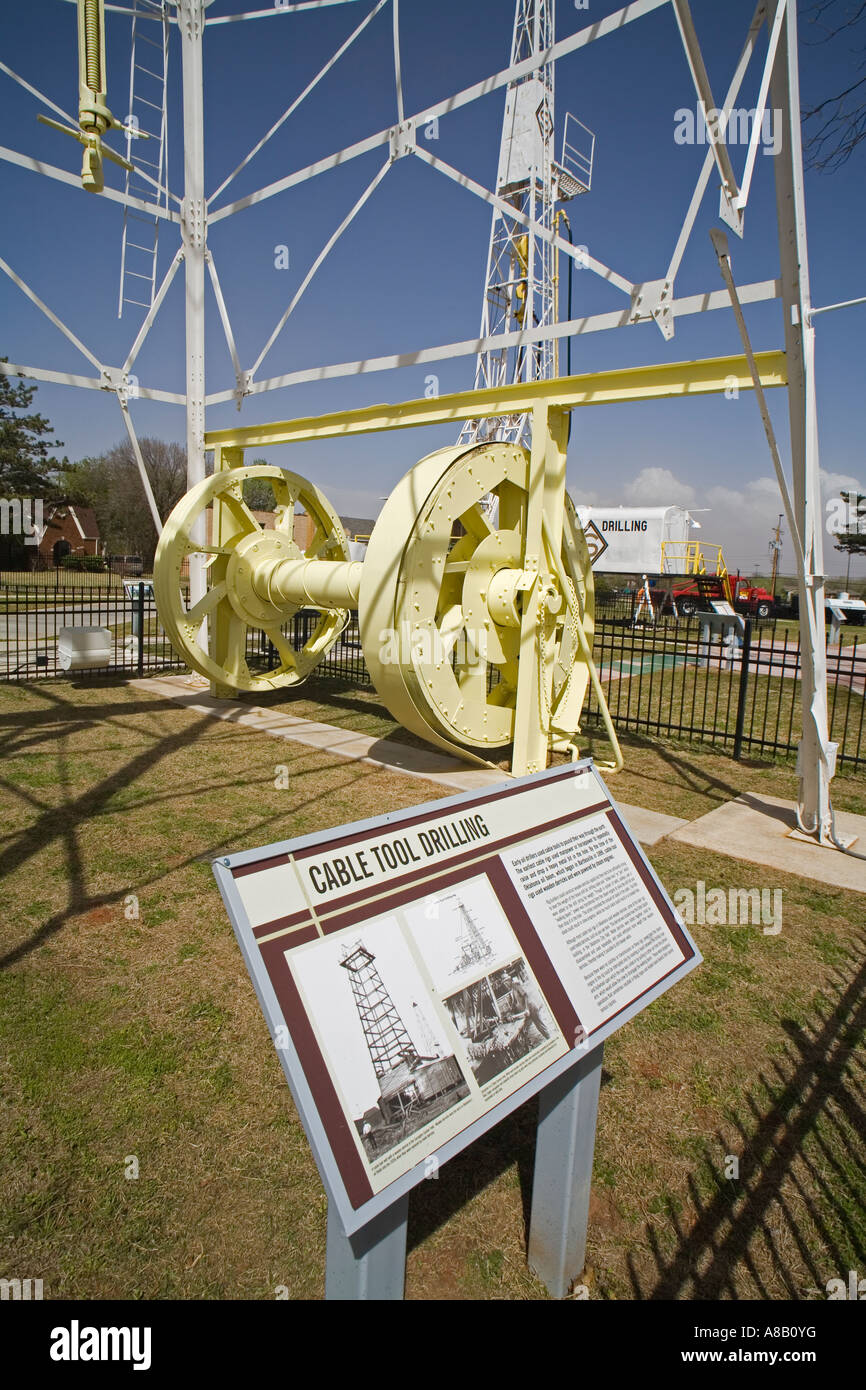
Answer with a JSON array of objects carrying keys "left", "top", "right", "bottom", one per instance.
[{"left": 769, "top": 513, "right": 783, "bottom": 597}]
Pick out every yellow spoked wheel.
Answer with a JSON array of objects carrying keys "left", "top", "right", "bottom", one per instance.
[
  {"left": 154, "top": 464, "right": 352, "bottom": 692},
  {"left": 360, "top": 442, "right": 595, "bottom": 757}
]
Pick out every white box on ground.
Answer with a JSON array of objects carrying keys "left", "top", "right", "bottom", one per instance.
[{"left": 57, "top": 626, "right": 113, "bottom": 671}]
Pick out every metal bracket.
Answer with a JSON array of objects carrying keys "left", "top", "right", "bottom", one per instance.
[
  {"left": 389, "top": 120, "right": 416, "bottom": 161},
  {"left": 235, "top": 369, "right": 252, "bottom": 409},
  {"left": 178, "top": 0, "right": 205, "bottom": 42},
  {"left": 719, "top": 186, "right": 744, "bottom": 238},
  {"left": 629, "top": 278, "right": 675, "bottom": 340},
  {"left": 182, "top": 195, "right": 207, "bottom": 250},
  {"left": 100, "top": 365, "right": 137, "bottom": 404}
]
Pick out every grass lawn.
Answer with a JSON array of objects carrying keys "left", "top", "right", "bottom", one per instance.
[{"left": 0, "top": 677, "right": 863, "bottom": 1299}]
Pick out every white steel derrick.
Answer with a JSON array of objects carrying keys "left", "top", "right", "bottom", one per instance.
[{"left": 459, "top": 0, "right": 557, "bottom": 448}]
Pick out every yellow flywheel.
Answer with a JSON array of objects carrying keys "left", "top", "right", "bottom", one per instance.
[
  {"left": 154, "top": 464, "right": 354, "bottom": 693},
  {"left": 359, "top": 442, "right": 595, "bottom": 757}
]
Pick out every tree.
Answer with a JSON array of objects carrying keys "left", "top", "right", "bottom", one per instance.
[
  {"left": 60, "top": 437, "right": 187, "bottom": 567},
  {"left": 242, "top": 463, "right": 277, "bottom": 513},
  {"left": 833, "top": 489, "right": 866, "bottom": 555},
  {"left": 0, "top": 363, "right": 64, "bottom": 494},
  {"left": 802, "top": 1, "right": 866, "bottom": 170}
]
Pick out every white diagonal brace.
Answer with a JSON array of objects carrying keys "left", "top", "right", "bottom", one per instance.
[
  {"left": 735, "top": 0, "right": 788, "bottom": 212},
  {"left": 671, "top": 0, "right": 744, "bottom": 231},
  {"left": 121, "top": 152, "right": 181, "bottom": 207},
  {"left": 0, "top": 253, "right": 103, "bottom": 371},
  {"left": 0, "top": 144, "right": 180, "bottom": 221},
  {"left": 205, "top": 249, "right": 245, "bottom": 401},
  {"left": 414, "top": 145, "right": 635, "bottom": 297},
  {"left": 56, "top": 0, "right": 171, "bottom": 16},
  {"left": 205, "top": 278, "right": 781, "bottom": 402},
  {"left": 710, "top": 228, "right": 804, "bottom": 569},
  {"left": 0, "top": 61, "right": 79, "bottom": 130},
  {"left": 208, "top": 0, "right": 670, "bottom": 222},
  {"left": 118, "top": 399, "right": 163, "bottom": 535},
  {"left": 123, "top": 245, "right": 185, "bottom": 375},
  {"left": 206, "top": 1, "right": 367, "bottom": 19},
  {"left": 666, "top": 0, "right": 766, "bottom": 286},
  {"left": 207, "top": 0, "right": 388, "bottom": 205},
  {"left": 0, "top": 360, "right": 185, "bottom": 405},
  {"left": 249, "top": 159, "right": 391, "bottom": 379}
]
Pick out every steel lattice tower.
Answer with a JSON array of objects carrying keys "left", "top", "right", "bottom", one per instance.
[
  {"left": 460, "top": 0, "right": 591, "bottom": 448},
  {"left": 340, "top": 942, "right": 418, "bottom": 1080},
  {"left": 453, "top": 903, "right": 493, "bottom": 972}
]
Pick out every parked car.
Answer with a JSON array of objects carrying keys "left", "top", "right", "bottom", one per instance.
[{"left": 109, "top": 554, "right": 144, "bottom": 576}]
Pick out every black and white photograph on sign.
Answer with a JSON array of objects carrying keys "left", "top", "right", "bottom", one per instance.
[
  {"left": 404, "top": 875, "right": 524, "bottom": 993},
  {"left": 287, "top": 916, "right": 470, "bottom": 1162},
  {"left": 443, "top": 958, "right": 560, "bottom": 1087}
]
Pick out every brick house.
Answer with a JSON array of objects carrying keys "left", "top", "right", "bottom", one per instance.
[{"left": 38, "top": 503, "right": 102, "bottom": 568}]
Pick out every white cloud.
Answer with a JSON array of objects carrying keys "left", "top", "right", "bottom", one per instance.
[
  {"left": 819, "top": 469, "right": 863, "bottom": 502},
  {"left": 627, "top": 467, "right": 696, "bottom": 507}
]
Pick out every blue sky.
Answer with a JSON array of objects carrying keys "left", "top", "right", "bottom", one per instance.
[{"left": 1, "top": 0, "right": 864, "bottom": 576}]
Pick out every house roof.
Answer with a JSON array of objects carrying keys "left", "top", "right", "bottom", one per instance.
[
  {"left": 46, "top": 503, "right": 100, "bottom": 539},
  {"left": 340, "top": 515, "right": 375, "bottom": 538}
]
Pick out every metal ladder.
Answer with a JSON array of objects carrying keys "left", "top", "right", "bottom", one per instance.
[{"left": 117, "top": 0, "right": 170, "bottom": 316}]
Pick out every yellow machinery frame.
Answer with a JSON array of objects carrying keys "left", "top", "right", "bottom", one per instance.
[{"left": 186, "top": 350, "right": 786, "bottom": 777}]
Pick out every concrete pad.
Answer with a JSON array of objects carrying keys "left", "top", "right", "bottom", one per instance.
[
  {"left": 669, "top": 792, "right": 866, "bottom": 893},
  {"left": 130, "top": 675, "right": 504, "bottom": 792},
  {"left": 129, "top": 676, "right": 692, "bottom": 844},
  {"left": 614, "top": 802, "right": 688, "bottom": 846}
]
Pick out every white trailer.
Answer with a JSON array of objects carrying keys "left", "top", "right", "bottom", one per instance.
[{"left": 572, "top": 505, "right": 700, "bottom": 575}]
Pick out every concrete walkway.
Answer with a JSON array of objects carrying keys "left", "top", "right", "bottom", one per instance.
[
  {"left": 129, "top": 674, "right": 684, "bottom": 846},
  {"left": 131, "top": 675, "right": 506, "bottom": 793},
  {"left": 669, "top": 793, "right": 866, "bottom": 894},
  {"left": 130, "top": 676, "right": 865, "bottom": 887}
]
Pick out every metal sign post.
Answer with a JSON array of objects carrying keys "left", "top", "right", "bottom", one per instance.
[{"left": 323, "top": 1040, "right": 605, "bottom": 1301}]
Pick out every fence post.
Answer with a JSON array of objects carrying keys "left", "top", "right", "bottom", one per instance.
[
  {"left": 137, "top": 582, "right": 145, "bottom": 677},
  {"left": 733, "top": 617, "right": 752, "bottom": 760}
]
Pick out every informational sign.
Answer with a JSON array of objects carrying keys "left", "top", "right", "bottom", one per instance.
[
  {"left": 123, "top": 580, "right": 154, "bottom": 602},
  {"left": 214, "top": 762, "right": 700, "bottom": 1234}
]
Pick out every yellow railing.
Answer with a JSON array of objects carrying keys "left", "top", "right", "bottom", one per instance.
[{"left": 661, "top": 541, "right": 733, "bottom": 603}]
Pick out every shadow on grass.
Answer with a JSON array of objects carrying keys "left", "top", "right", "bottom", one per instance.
[
  {"left": 406, "top": 1068, "right": 615, "bottom": 1274},
  {"left": 0, "top": 682, "right": 375, "bottom": 968},
  {"left": 628, "top": 935, "right": 866, "bottom": 1299}
]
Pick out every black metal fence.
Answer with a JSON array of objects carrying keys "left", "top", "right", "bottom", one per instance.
[
  {"left": 583, "top": 618, "right": 865, "bottom": 768},
  {"left": 2, "top": 583, "right": 864, "bottom": 769},
  {"left": 0, "top": 582, "right": 180, "bottom": 680}
]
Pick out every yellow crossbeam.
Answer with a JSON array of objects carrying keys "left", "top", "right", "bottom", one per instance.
[{"left": 205, "top": 351, "right": 786, "bottom": 450}]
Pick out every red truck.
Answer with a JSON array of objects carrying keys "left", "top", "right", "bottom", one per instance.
[{"left": 650, "top": 576, "right": 775, "bottom": 619}]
